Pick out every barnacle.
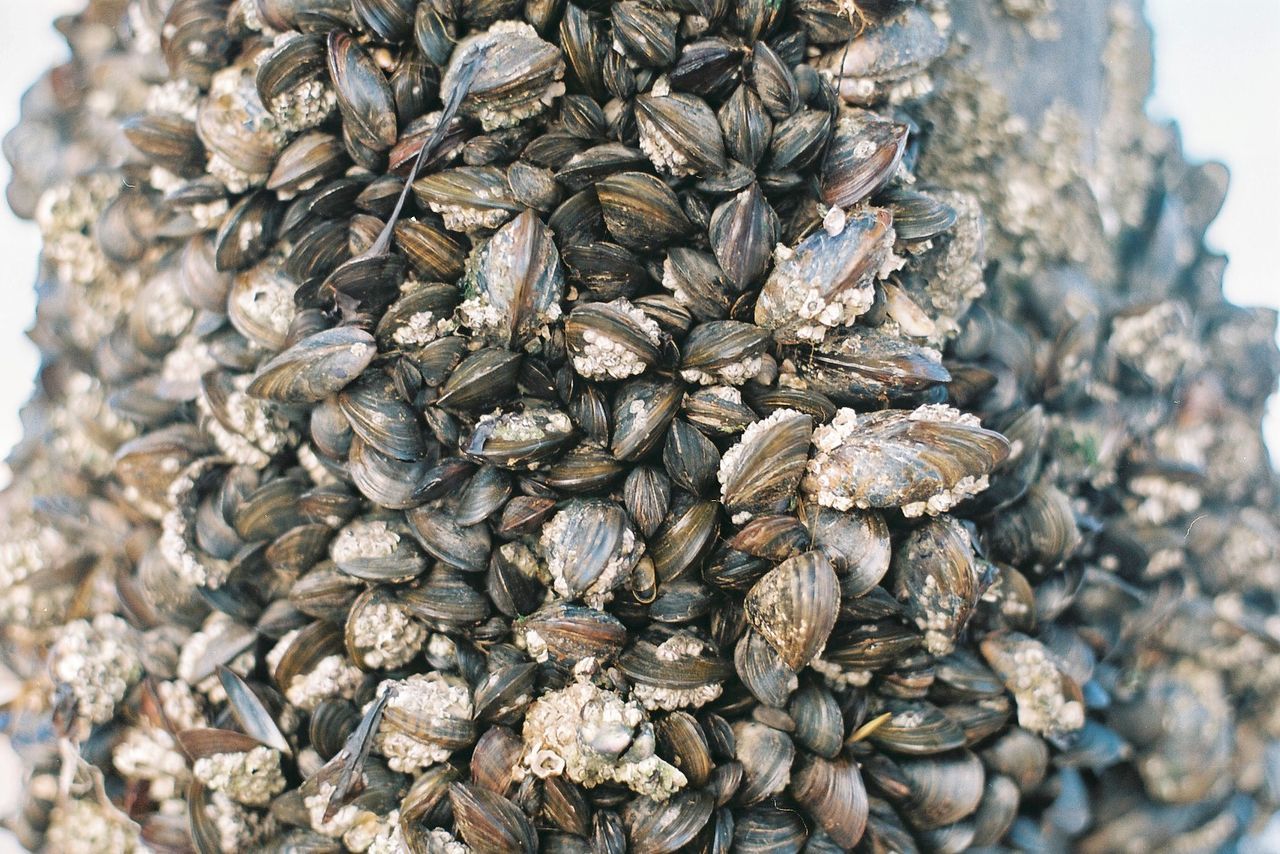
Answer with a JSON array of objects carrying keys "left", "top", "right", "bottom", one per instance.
[{"left": 517, "top": 676, "right": 686, "bottom": 800}]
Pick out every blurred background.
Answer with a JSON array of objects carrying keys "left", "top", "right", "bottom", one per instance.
[{"left": 0, "top": 0, "right": 1276, "bottom": 847}]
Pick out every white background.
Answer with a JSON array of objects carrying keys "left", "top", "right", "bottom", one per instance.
[{"left": 0, "top": 0, "right": 1277, "bottom": 847}]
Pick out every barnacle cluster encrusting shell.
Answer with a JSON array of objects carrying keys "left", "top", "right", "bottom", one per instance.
[{"left": 2, "top": 0, "right": 1279, "bottom": 851}]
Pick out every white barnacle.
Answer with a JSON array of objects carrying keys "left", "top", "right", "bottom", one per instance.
[
  {"left": 516, "top": 677, "right": 687, "bottom": 800},
  {"left": 156, "top": 679, "right": 207, "bottom": 731},
  {"left": 201, "top": 789, "right": 278, "bottom": 852},
  {"left": 146, "top": 78, "right": 201, "bottom": 120},
  {"left": 679, "top": 353, "right": 764, "bottom": 387},
  {"left": 1109, "top": 301, "right": 1198, "bottom": 390},
  {"left": 332, "top": 520, "right": 401, "bottom": 564},
  {"left": 342, "top": 807, "right": 399, "bottom": 853},
  {"left": 369, "top": 819, "right": 470, "bottom": 854},
  {"left": 49, "top": 614, "right": 142, "bottom": 724},
  {"left": 306, "top": 781, "right": 368, "bottom": 838},
  {"left": 192, "top": 745, "right": 287, "bottom": 806},
  {"left": 284, "top": 652, "right": 364, "bottom": 712},
  {"left": 269, "top": 79, "right": 338, "bottom": 134},
  {"left": 112, "top": 725, "right": 191, "bottom": 803},
  {"left": 637, "top": 109, "right": 693, "bottom": 177},
  {"left": 350, "top": 599, "right": 427, "bottom": 670},
  {"left": 518, "top": 627, "right": 550, "bottom": 663},
  {"left": 44, "top": 795, "right": 140, "bottom": 854},
  {"left": 984, "top": 634, "right": 1084, "bottom": 738},
  {"left": 809, "top": 657, "right": 872, "bottom": 689},
  {"left": 392, "top": 309, "right": 457, "bottom": 349}
]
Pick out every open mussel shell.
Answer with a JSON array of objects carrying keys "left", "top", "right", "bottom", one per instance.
[{"left": 217, "top": 665, "right": 292, "bottom": 755}]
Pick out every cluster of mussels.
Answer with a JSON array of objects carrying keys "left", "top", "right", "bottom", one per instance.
[{"left": 3, "top": 0, "right": 1280, "bottom": 851}]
